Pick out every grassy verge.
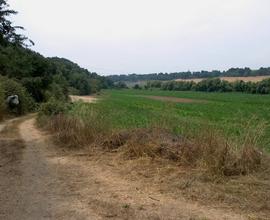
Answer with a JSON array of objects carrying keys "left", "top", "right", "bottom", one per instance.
[
  {"left": 38, "top": 89, "right": 270, "bottom": 173},
  {"left": 37, "top": 90, "right": 270, "bottom": 217}
]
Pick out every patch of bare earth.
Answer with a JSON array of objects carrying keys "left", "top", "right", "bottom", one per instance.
[
  {"left": 0, "top": 117, "right": 254, "bottom": 219},
  {"left": 70, "top": 95, "right": 98, "bottom": 103},
  {"left": 175, "top": 76, "right": 270, "bottom": 83},
  {"left": 142, "top": 95, "right": 207, "bottom": 104}
]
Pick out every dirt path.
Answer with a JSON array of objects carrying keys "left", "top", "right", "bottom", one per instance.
[{"left": 0, "top": 117, "right": 248, "bottom": 220}]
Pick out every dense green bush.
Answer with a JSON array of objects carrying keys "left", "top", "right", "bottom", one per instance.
[
  {"left": 195, "top": 78, "right": 233, "bottom": 92},
  {"left": 133, "top": 84, "right": 141, "bottom": 89},
  {"left": 39, "top": 98, "right": 70, "bottom": 116},
  {"left": 0, "top": 76, "right": 35, "bottom": 115},
  {"left": 0, "top": 82, "right": 5, "bottom": 120},
  {"left": 256, "top": 79, "right": 270, "bottom": 94},
  {"left": 21, "top": 77, "right": 46, "bottom": 102},
  {"left": 114, "top": 82, "right": 128, "bottom": 89}
]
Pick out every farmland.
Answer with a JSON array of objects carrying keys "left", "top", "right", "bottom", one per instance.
[
  {"left": 35, "top": 89, "right": 270, "bottom": 219},
  {"left": 70, "top": 89, "right": 270, "bottom": 151}
]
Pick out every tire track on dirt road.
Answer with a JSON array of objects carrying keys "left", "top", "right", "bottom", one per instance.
[{"left": 0, "top": 117, "right": 101, "bottom": 220}]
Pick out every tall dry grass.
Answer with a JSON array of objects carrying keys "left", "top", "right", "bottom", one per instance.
[
  {"left": 100, "top": 123, "right": 266, "bottom": 176},
  {"left": 39, "top": 109, "right": 267, "bottom": 176},
  {"left": 41, "top": 114, "right": 109, "bottom": 148}
]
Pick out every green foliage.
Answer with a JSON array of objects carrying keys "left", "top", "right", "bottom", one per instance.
[
  {"left": 133, "top": 84, "right": 141, "bottom": 89},
  {"left": 48, "top": 57, "right": 112, "bottom": 95},
  {"left": 21, "top": 77, "right": 46, "bottom": 102},
  {"left": 39, "top": 98, "right": 70, "bottom": 116},
  {"left": 146, "top": 78, "right": 270, "bottom": 94},
  {"left": 0, "top": 76, "right": 35, "bottom": 114},
  {"left": 0, "top": 43, "right": 110, "bottom": 102},
  {"left": 0, "top": 0, "right": 32, "bottom": 47},
  {"left": 195, "top": 78, "right": 233, "bottom": 92},
  {"left": 0, "top": 81, "right": 5, "bottom": 119},
  {"left": 114, "top": 81, "right": 128, "bottom": 89},
  {"left": 256, "top": 79, "right": 270, "bottom": 94}
]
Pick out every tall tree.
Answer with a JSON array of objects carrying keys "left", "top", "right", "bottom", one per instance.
[{"left": 0, "top": 0, "right": 33, "bottom": 46}]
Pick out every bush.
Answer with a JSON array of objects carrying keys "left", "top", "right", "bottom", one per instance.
[
  {"left": 44, "top": 82, "right": 69, "bottom": 101},
  {"left": 256, "top": 79, "right": 270, "bottom": 94},
  {"left": 39, "top": 98, "right": 70, "bottom": 116},
  {"left": 0, "top": 76, "right": 35, "bottom": 115},
  {"left": 133, "top": 84, "right": 141, "bottom": 89},
  {"left": 21, "top": 77, "right": 46, "bottom": 102},
  {"left": 114, "top": 82, "right": 128, "bottom": 89},
  {"left": 0, "top": 82, "right": 5, "bottom": 120}
]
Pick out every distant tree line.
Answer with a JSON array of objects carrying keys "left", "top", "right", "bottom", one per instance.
[
  {"left": 144, "top": 78, "right": 270, "bottom": 94},
  {"left": 108, "top": 67, "right": 270, "bottom": 82}
]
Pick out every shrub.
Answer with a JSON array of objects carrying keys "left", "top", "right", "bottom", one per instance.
[
  {"left": 0, "top": 76, "right": 35, "bottom": 115},
  {"left": 44, "top": 82, "right": 69, "bottom": 102},
  {"left": 0, "top": 82, "right": 5, "bottom": 120},
  {"left": 21, "top": 77, "right": 46, "bottom": 102},
  {"left": 114, "top": 82, "right": 128, "bottom": 89},
  {"left": 256, "top": 79, "right": 270, "bottom": 94},
  {"left": 39, "top": 98, "right": 70, "bottom": 116},
  {"left": 133, "top": 84, "right": 141, "bottom": 89},
  {"left": 99, "top": 125, "right": 264, "bottom": 176}
]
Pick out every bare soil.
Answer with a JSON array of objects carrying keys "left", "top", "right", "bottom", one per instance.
[
  {"left": 0, "top": 117, "right": 267, "bottom": 219},
  {"left": 175, "top": 75, "right": 270, "bottom": 83},
  {"left": 70, "top": 95, "right": 98, "bottom": 103},
  {"left": 142, "top": 95, "right": 207, "bottom": 104}
]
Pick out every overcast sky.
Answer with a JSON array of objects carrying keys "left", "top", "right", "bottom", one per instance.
[{"left": 8, "top": 0, "right": 270, "bottom": 75}]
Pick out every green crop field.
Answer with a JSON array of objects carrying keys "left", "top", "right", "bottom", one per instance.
[{"left": 69, "top": 89, "right": 270, "bottom": 151}]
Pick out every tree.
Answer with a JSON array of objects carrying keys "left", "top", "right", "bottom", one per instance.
[
  {"left": 133, "top": 84, "right": 141, "bottom": 89},
  {"left": 0, "top": 0, "right": 33, "bottom": 46}
]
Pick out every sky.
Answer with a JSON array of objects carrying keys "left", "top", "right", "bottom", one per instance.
[{"left": 8, "top": 0, "right": 270, "bottom": 75}]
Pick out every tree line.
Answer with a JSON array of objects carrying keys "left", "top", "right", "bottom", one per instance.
[
  {"left": 140, "top": 78, "right": 270, "bottom": 94},
  {"left": 108, "top": 67, "right": 270, "bottom": 82}
]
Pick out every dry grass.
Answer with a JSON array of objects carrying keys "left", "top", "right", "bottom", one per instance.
[
  {"left": 40, "top": 112, "right": 267, "bottom": 176},
  {"left": 39, "top": 113, "right": 270, "bottom": 218},
  {"left": 100, "top": 127, "right": 265, "bottom": 176},
  {"left": 39, "top": 114, "right": 94, "bottom": 148},
  {"left": 38, "top": 114, "right": 109, "bottom": 148}
]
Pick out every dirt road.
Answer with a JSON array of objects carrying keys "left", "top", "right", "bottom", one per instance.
[{"left": 0, "top": 117, "right": 247, "bottom": 220}]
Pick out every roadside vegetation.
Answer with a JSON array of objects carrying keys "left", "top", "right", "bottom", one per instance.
[
  {"left": 37, "top": 89, "right": 270, "bottom": 217},
  {"left": 39, "top": 89, "right": 270, "bottom": 152}
]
